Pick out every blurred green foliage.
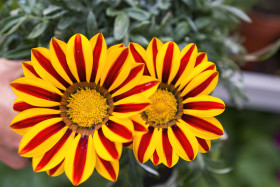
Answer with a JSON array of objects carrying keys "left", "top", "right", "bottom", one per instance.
[{"left": 0, "top": 0, "right": 255, "bottom": 106}]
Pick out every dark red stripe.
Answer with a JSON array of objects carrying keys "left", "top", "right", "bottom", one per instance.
[
  {"left": 11, "top": 83, "right": 62, "bottom": 102},
  {"left": 130, "top": 43, "right": 149, "bottom": 75},
  {"left": 113, "top": 81, "right": 158, "bottom": 102},
  {"left": 172, "top": 44, "right": 195, "bottom": 85},
  {"left": 73, "top": 136, "right": 88, "bottom": 185},
  {"left": 152, "top": 39, "right": 158, "bottom": 77},
  {"left": 123, "top": 141, "right": 132, "bottom": 147},
  {"left": 152, "top": 151, "right": 160, "bottom": 165},
  {"left": 162, "top": 43, "right": 174, "bottom": 83},
  {"left": 114, "top": 103, "right": 150, "bottom": 113},
  {"left": 182, "top": 114, "right": 223, "bottom": 135},
  {"left": 162, "top": 130, "right": 173, "bottom": 167},
  {"left": 48, "top": 159, "right": 64, "bottom": 176},
  {"left": 23, "top": 63, "right": 40, "bottom": 78},
  {"left": 19, "top": 121, "right": 65, "bottom": 155},
  {"left": 32, "top": 49, "right": 69, "bottom": 88},
  {"left": 138, "top": 127, "right": 154, "bottom": 163},
  {"left": 195, "top": 53, "right": 206, "bottom": 67},
  {"left": 203, "top": 65, "right": 215, "bottom": 72},
  {"left": 99, "top": 157, "right": 117, "bottom": 181},
  {"left": 197, "top": 137, "right": 209, "bottom": 151},
  {"left": 183, "top": 101, "right": 225, "bottom": 110},
  {"left": 91, "top": 34, "right": 103, "bottom": 82},
  {"left": 183, "top": 72, "right": 218, "bottom": 100},
  {"left": 103, "top": 49, "right": 129, "bottom": 89},
  {"left": 11, "top": 114, "right": 60, "bottom": 129},
  {"left": 172, "top": 125, "right": 194, "bottom": 160},
  {"left": 98, "top": 129, "right": 118, "bottom": 159},
  {"left": 110, "top": 64, "right": 144, "bottom": 95},
  {"left": 13, "top": 101, "right": 59, "bottom": 112},
  {"left": 52, "top": 39, "right": 76, "bottom": 83},
  {"left": 133, "top": 120, "right": 146, "bottom": 132},
  {"left": 74, "top": 34, "right": 87, "bottom": 82},
  {"left": 107, "top": 120, "right": 132, "bottom": 140},
  {"left": 35, "top": 129, "right": 71, "bottom": 171}
]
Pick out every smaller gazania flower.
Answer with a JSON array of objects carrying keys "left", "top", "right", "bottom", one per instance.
[
  {"left": 10, "top": 33, "right": 158, "bottom": 185},
  {"left": 126, "top": 39, "right": 225, "bottom": 168}
]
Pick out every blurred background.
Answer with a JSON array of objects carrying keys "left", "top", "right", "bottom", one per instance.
[{"left": 0, "top": 0, "right": 279, "bottom": 186}]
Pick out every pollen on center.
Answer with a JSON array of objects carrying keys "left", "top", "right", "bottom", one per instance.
[
  {"left": 144, "top": 89, "right": 178, "bottom": 125},
  {"left": 66, "top": 87, "right": 109, "bottom": 128}
]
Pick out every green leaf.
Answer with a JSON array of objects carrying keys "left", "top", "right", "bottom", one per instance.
[
  {"left": 63, "top": 0, "right": 84, "bottom": 11},
  {"left": 45, "top": 10, "right": 67, "bottom": 19},
  {"left": 194, "top": 17, "right": 211, "bottom": 30},
  {"left": 136, "top": 162, "right": 159, "bottom": 176},
  {"left": 3, "top": 44, "right": 33, "bottom": 59},
  {"left": 57, "top": 16, "right": 75, "bottom": 30},
  {"left": 114, "top": 12, "right": 129, "bottom": 40},
  {"left": 174, "top": 21, "right": 190, "bottom": 41},
  {"left": 125, "top": 7, "right": 150, "bottom": 21},
  {"left": 219, "top": 5, "right": 251, "bottom": 23},
  {"left": 106, "top": 8, "right": 121, "bottom": 17},
  {"left": 87, "top": 11, "right": 98, "bottom": 36},
  {"left": 27, "top": 21, "right": 49, "bottom": 39},
  {"left": 43, "top": 5, "right": 61, "bottom": 16},
  {"left": 0, "top": 17, "right": 25, "bottom": 35},
  {"left": 130, "top": 35, "right": 149, "bottom": 46},
  {"left": 2, "top": 16, "right": 27, "bottom": 36}
]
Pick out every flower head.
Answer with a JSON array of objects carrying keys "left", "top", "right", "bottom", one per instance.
[
  {"left": 10, "top": 33, "right": 158, "bottom": 185},
  {"left": 128, "top": 39, "right": 225, "bottom": 168}
]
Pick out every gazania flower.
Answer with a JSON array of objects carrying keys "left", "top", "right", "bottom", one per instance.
[
  {"left": 10, "top": 33, "right": 158, "bottom": 185},
  {"left": 127, "top": 39, "right": 225, "bottom": 168}
]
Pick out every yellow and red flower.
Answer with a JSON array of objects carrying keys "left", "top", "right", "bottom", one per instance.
[
  {"left": 128, "top": 38, "right": 225, "bottom": 168},
  {"left": 10, "top": 33, "right": 159, "bottom": 185}
]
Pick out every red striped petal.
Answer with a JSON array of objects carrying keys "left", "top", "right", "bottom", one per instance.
[
  {"left": 172, "top": 44, "right": 195, "bottom": 85},
  {"left": 133, "top": 120, "right": 146, "bottom": 132},
  {"left": 90, "top": 34, "right": 103, "bottom": 82},
  {"left": 23, "top": 62, "right": 40, "bottom": 78},
  {"left": 114, "top": 103, "right": 150, "bottom": 113},
  {"left": 162, "top": 43, "right": 174, "bottom": 83},
  {"left": 73, "top": 136, "right": 88, "bottom": 185},
  {"left": 98, "top": 156, "right": 117, "bottom": 181},
  {"left": 181, "top": 114, "right": 223, "bottom": 136},
  {"left": 183, "top": 71, "right": 218, "bottom": 100},
  {"left": 11, "top": 83, "right": 62, "bottom": 102},
  {"left": 13, "top": 101, "right": 59, "bottom": 112},
  {"left": 35, "top": 129, "right": 71, "bottom": 171},
  {"left": 74, "top": 34, "right": 87, "bottom": 82},
  {"left": 32, "top": 49, "right": 70, "bottom": 88},
  {"left": 113, "top": 81, "right": 159, "bottom": 102},
  {"left": 19, "top": 121, "right": 65, "bottom": 155},
  {"left": 107, "top": 120, "right": 133, "bottom": 140},
  {"left": 171, "top": 125, "right": 194, "bottom": 160},
  {"left": 195, "top": 53, "right": 206, "bottom": 67},
  {"left": 11, "top": 114, "right": 60, "bottom": 130},
  {"left": 51, "top": 39, "right": 76, "bottom": 83},
  {"left": 162, "top": 130, "right": 173, "bottom": 167},
  {"left": 183, "top": 101, "right": 225, "bottom": 110},
  {"left": 197, "top": 137, "right": 210, "bottom": 152},
  {"left": 138, "top": 127, "right": 154, "bottom": 163},
  {"left": 110, "top": 64, "right": 144, "bottom": 95},
  {"left": 123, "top": 141, "right": 133, "bottom": 148},
  {"left": 152, "top": 39, "right": 158, "bottom": 76},
  {"left": 103, "top": 49, "right": 129, "bottom": 89},
  {"left": 98, "top": 129, "right": 119, "bottom": 159},
  {"left": 129, "top": 43, "right": 149, "bottom": 75},
  {"left": 152, "top": 151, "right": 160, "bottom": 166},
  {"left": 48, "top": 159, "right": 64, "bottom": 176}
]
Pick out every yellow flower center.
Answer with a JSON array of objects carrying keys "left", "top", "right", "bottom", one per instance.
[
  {"left": 66, "top": 87, "right": 109, "bottom": 128},
  {"left": 144, "top": 89, "right": 178, "bottom": 125}
]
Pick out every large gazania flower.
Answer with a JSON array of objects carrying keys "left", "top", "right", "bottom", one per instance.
[
  {"left": 127, "top": 39, "right": 225, "bottom": 168},
  {"left": 10, "top": 33, "right": 158, "bottom": 185}
]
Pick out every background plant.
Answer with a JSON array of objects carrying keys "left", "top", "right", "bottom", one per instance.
[{"left": 1, "top": 0, "right": 274, "bottom": 186}]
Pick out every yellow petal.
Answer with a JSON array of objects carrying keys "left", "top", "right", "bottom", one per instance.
[
  {"left": 96, "top": 156, "right": 119, "bottom": 182},
  {"left": 146, "top": 37, "right": 163, "bottom": 77},
  {"left": 47, "top": 160, "right": 65, "bottom": 177},
  {"left": 66, "top": 34, "right": 93, "bottom": 82},
  {"left": 197, "top": 137, "right": 211, "bottom": 153},
  {"left": 65, "top": 134, "right": 96, "bottom": 186},
  {"left": 18, "top": 118, "right": 67, "bottom": 157},
  {"left": 22, "top": 61, "right": 40, "bottom": 78},
  {"left": 11, "top": 77, "right": 62, "bottom": 107}
]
